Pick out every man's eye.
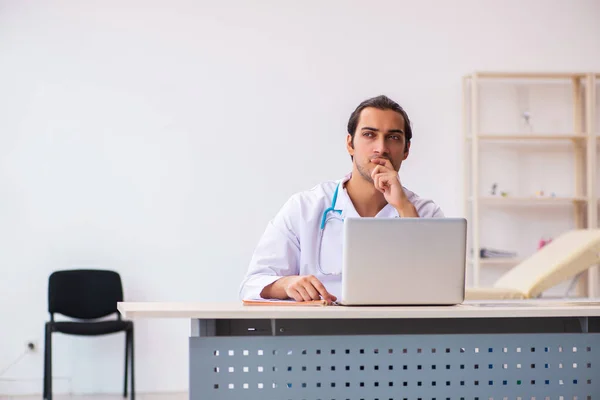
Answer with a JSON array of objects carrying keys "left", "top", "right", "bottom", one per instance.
[
  {"left": 363, "top": 132, "right": 374, "bottom": 137},
  {"left": 388, "top": 135, "right": 401, "bottom": 140}
]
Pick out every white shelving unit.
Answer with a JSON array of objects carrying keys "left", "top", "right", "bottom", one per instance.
[
  {"left": 590, "top": 73, "right": 599, "bottom": 297},
  {"left": 463, "top": 72, "right": 599, "bottom": 298}
]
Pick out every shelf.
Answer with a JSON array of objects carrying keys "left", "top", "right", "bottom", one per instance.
[
  {"left": 468, "top": 258, "right": 523, "bottom": 266},
  {"left": 466, "top": 134, "right": 586, "bottom": 141},
  {"left": 470, "top": 196, "right": 587, "bottom": 206},
  {"left": 464, "top": 72, "right": 587, "bottom": 79},
  {"left": 463, "top": 70, "right": 599, "bottom": 295}
]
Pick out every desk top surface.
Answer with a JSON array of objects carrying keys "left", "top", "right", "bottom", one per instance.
[{"left": 117, "top": 299, "right": 600, "bottom": 320}]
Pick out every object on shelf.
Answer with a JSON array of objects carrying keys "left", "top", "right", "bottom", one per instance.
[
  {"left": 522, "top": 110, "right": 533, "bottom": 133},
  {"left": 500, "top": 191, "right": 509, "bottom": 197},
  {"left": 517, "top": 83, "right": 533, "bottom": 133},
  {"left": 490, "top": 183, "right": 498, "bottom": 196},
  {"left": 474, "top": 247, "right": 518, "bottom": 259},
  {"left": 535, "top": 190, "right": 545, "bottom": 197},
  {"left": 538, "top": 237, "right": 553, "bottom": 250},
  {"left": 550, "top": 192, "right": 556, "bottom": 197}
]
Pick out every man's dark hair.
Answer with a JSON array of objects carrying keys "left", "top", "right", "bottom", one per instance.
[{"left": 347, "top": 95, "right": 412, "bottom": 150}]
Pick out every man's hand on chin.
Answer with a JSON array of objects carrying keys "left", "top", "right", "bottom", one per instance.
[{"left": 370, "top": 158, "right": 419, "bottom": 218}]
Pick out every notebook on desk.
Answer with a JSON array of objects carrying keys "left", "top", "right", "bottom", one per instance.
[{"left": 242, "top": 299, "right": 330, "bottom": 306}]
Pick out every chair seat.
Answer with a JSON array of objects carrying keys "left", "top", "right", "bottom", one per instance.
[{"left": 50, "top": 320, "right": 133, "bottom": 336}]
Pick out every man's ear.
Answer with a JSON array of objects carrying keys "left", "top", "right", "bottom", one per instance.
[
  {"left": 346, "top": 134, "right": 355, "bottom": 156},
  {"left": 403, "top": 141, "right": 411, "bottom": 160}
]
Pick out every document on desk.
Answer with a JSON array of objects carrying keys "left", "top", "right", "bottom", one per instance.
[{"left": 242, "top": 298, "right": 331, "bottom": 306}]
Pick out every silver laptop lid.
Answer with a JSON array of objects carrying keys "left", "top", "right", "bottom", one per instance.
[{"left": 341, "top": 217, "right": 467, "bottom": 305}]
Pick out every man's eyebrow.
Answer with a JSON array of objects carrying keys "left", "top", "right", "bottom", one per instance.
[{"left": 361, "top": 126, "right": 404, "bottom": 134}]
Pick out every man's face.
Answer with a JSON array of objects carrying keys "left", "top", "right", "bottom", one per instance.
[{"left": 346, "top": 107, "right": 410, "bottom": 183}]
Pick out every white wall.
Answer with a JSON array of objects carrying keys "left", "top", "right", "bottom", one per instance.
[{"left": 1, "top": 0, "right": 600, "bottom": 395}]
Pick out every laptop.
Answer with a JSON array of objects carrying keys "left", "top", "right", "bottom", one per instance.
[{"left": 339, "top": 217, "right": 467, "bottom": 306}]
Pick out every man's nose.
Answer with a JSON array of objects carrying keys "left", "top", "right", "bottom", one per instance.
[{"left": 373, "top": 137, "right": 388, "bottom": 156}]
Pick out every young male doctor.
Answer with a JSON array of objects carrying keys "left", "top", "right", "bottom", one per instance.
[{"left": 239, "top": 95, "right": 444, "bottom": 304}]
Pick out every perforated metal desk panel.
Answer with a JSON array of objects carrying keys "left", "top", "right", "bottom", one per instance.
[{"left": 118, "top": 300, "right": 600, "bottom": 400}]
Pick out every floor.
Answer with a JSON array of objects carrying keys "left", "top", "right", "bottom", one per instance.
[{"left": 0, "top": 393, "right": 187, "bottom": 400}]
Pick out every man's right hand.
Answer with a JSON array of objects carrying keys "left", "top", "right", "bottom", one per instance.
[{"left": 260, "top": 275, "right": 337, "bottom": 304}]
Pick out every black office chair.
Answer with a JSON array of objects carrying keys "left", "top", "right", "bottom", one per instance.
[{"left": 44, "top": 269, "right": 134, "bottom": 400}]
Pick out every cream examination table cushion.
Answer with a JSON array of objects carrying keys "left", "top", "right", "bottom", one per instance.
[{"left": 465, "top": 229, "right": 600, "bottom": 300}]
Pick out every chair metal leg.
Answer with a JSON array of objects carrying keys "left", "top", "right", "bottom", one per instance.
[
  {"left": 43, "top": 324, "right": 48, "bottom": 400},
  {"left": 46, "top": 324, "right": 53, "bottom": 400},
  {"left": 123, "top": 329, "right": 129, "bottom": 397},
  {"left": 130, "top": 326, "right": 135, "bottom": 400}
]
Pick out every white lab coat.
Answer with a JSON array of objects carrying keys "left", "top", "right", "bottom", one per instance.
[{"left": 239, "top": 173, "right": 444, "bottom": 300}]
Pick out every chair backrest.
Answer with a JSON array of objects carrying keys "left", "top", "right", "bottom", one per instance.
[
  {"left": 48, "top": 269, "right": 124, "bottom": 319},
  {"left": 493, "top": 229, "right": 600, "bottom": 297}
]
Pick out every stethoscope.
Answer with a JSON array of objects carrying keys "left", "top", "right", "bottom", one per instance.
[{"left": 316, "top": 182, "right": 344, "bottom": 276}]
